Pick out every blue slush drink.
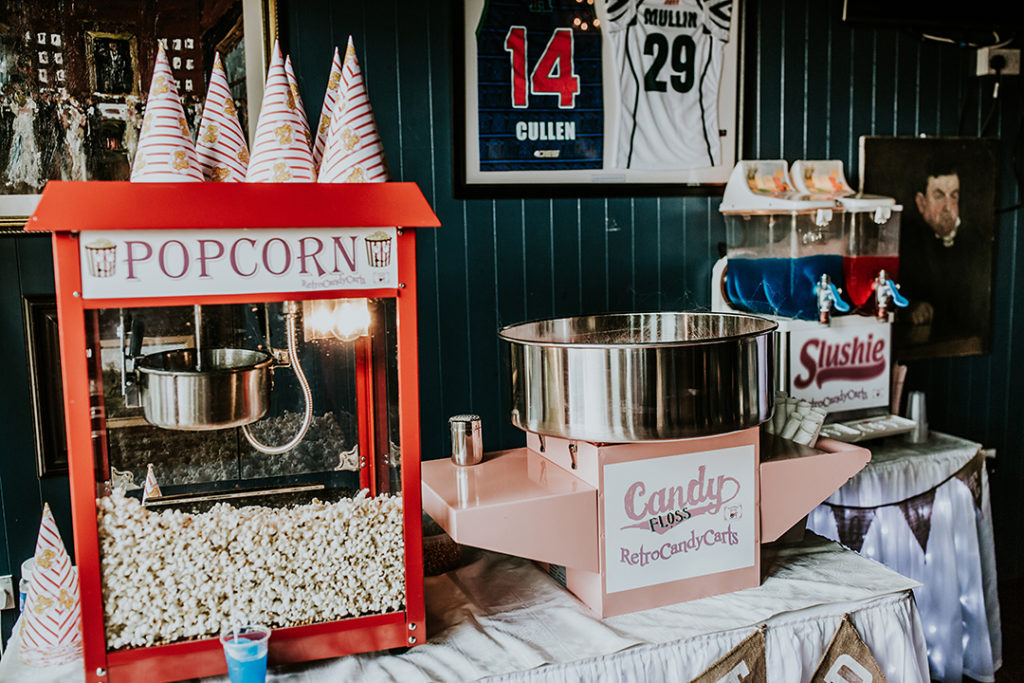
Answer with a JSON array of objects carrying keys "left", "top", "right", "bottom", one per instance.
[{"left": 220, "top": 626, "right": 270, "bottom": 683}]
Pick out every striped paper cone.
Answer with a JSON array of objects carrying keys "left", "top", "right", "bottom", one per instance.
[
  {"left": 20, "top": 504, "right": 82, "bottom": 667},
  {"left": 246, "top": 41, "right": 316, "bottom": 182},
  {"left": 312, "top": 47, "right": 343, "bottom": 170},
  {"left": 317, "top": 36, "right": 389, "bottom": 183},
  {"left": 195, "top": 52, "right": 249, "bottom": 182},
  {"left": 143, "top": 463, "right": 162, "bottom": 502},
  {"left": 284, "top": 55, "right": 312, "bottom": 151},
  {"left": 131, "top": 44, "right": 203, "bottom": 182}
]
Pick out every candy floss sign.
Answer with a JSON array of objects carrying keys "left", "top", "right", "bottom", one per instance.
[
  {"left": 603, "top": 446, "right": 755, "bottom": 594},
  {"left": 78, "top": 228, "right": 398, "bottom": 299},
  {"left": 787, "top": 324, "right": 891, "bottom": 413}
]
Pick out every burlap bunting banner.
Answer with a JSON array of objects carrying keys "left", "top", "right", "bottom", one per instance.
[
  {"left": 955, "top": 450, "right": 985, "bottom": 512},
  {"left": 825, "top": 448, "right": 984, "bottom": 556},
  {"left": 810, "top": 616, "right": 886, "bottom": 683},
  {"left": 898, "top": 488, "right": 936, "bottom": 554},
  {"left": 689, "top": 629, "right": 766, "bottom": 683},
  {"left": 831, "top": 507, "right": 875, "bottom": 553}
]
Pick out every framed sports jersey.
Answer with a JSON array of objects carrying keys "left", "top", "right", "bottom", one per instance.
[{"left": 457, "top": 0, "right": 741, "bottom": 197}]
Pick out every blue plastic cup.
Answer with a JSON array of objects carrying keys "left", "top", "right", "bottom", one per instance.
[{"left": 220, "top": 625, "right": 270, "bottom": 683}]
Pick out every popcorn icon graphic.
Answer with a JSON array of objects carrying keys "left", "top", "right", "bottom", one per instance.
[
  {"left": 364, "top": 231, "right": 393, "bottom": 268},
  {"left": 85, "top": 238, "right": 117, "bottom": 278}
]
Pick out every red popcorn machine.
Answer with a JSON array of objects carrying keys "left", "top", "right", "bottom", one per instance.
[{"left": 26, "top": 181, "right": 440, "bottom": 683}]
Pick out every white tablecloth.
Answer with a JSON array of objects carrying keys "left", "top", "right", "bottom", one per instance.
[
  {"left": 1, "top": 535, "right": 929, "bottom": 683},
  {"left": 807, "top": 431, "right": 1002, "bottom": 683}
]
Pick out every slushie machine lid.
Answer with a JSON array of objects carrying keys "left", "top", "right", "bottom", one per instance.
[
  {"left": 789, "top": 160, "right": 902, "bottom": 219},
  {"left": 720, "top": 160, "right": 836, "bottom": 214}
]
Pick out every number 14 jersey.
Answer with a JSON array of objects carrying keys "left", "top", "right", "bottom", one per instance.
[{"left": 604, "top": 0, "right": 731, "bottom": 170}]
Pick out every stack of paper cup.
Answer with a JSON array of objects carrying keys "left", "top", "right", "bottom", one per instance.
[
  {"left": 131, "top": 44, "right": 203, "bottom": 182},
  {"left": 195, "top": 53, "right": 249, "bottom": 182},
  {"left": 318, "top": 36, "right": 389, "bottom": 183},
  {"left": 20, "top": 504, "right": 82, "bottom": 666},
  {"left": 905, "top": 391, "right": 928, "bottom": 444},
  {"left": 246, "top": 41, "right": 316, "bottom": 182},
  {"left": 313, "top": 47, "right": 344, "bottom": 170},
  {"left": 19, "top": 557, "right": 35, "bottom": 612},
  {"left": 284, "top": 55, "right": 312, "bottom": 151},
  {"left": 143, "top": 463, "right": 162, "bottom": 502},
  {"left": 766, "top": 393, "right": 826, "bottom": 446}
]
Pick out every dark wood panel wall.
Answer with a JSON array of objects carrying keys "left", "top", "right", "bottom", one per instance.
[{"left": 0, "top": 235, "right": 73, "bottom": 643}]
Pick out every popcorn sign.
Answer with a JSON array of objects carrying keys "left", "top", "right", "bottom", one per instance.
[
  {"left": 79, "top": 228, "right": 398, "bottom": 298},
  {"left": 603, "top": 445, "right": 756, "bottom": 594}
]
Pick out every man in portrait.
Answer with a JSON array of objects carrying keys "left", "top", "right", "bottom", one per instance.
[
  {"left": 897, "top": 160, "right": 990, "bottom": 353},
  {"left": 862, "top": 137, "right": 997, "bottom": 360}
]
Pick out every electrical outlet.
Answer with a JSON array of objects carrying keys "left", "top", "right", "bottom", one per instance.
[
  {"left": 976, "top": 47, "right": 1021, "bottom": 77},
  {"left": 0, "top": 575, "right": 13, "bottom": 610}
]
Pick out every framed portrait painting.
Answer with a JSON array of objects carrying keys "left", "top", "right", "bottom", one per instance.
[
  {"left": 859, "top": 136, "right": 999, "bottom": 361},
  {"left": 456, "top": 0, "right": 742, "bottom": 198}
]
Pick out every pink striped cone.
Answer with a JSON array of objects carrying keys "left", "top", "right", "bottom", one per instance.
[
  {"left": 313, "top": 47, "right": 343, "bottom": 170},
  {"left": 20, "top": 504, "right": 82, "bottom": 666},
  {"left": 143, "top": 463, "right": 162, "bottom": 502},
  {"left": 284, "top": 55, "right": 312, "bottom": 151},
  {"left": 195, "top": 53, "right": 249, "bottom": 182},
  {"left": 131, "top": 44, "right": 203, "bottom": 182},
  {"left": 246, "top": 41, "right": 316, "bottom": 182},
  {"left": 318, "top": 36, "right": 389, "bottom": 183}
]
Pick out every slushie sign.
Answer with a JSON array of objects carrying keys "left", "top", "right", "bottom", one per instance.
[
  {"left": 603, "top": 445, "right": 755, "bottom": 594},
  {"left": 78, "top": 228, "right": 398, "bottom": 299},
  {"left": 787, "top": 324, "right": 890, "bottom": 413}
]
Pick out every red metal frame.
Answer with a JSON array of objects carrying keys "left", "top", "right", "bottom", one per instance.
[
  {"left": 355, "top": 336, "right": 374, "bottom": 491},
  {"left": 370, "top": 308, "right": 393, "bottom": 496},
  {"left": 31, "top": 182, "right": 438, "bottom": 683}
]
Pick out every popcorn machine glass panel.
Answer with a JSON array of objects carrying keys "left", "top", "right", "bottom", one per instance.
[{"left": 86, "top": 296, "right": 405, "bottom": 650}]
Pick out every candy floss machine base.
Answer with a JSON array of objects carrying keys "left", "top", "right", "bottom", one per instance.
[
  {"left": 422, "top": 313, "right": 870, "bottom": 617},
  {"left": 28, "top": 182, "right": 440, "bottom": 683}
]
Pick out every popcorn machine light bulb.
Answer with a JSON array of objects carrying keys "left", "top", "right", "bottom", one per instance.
[
  {"left": 332, "top": 299, "right": 371, "bottom": 341},
  {"left": 302, "top": 300, "right": 337, "bottom": 340}
]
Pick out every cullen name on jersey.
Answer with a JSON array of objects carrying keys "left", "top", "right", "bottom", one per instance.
[{"left": 475, "top": 0, "right": 604, "bottom": 171}]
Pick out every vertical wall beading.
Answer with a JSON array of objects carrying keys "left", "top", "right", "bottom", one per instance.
[{"left": 802, "top": 1, "right": 809, "bottom": 154}]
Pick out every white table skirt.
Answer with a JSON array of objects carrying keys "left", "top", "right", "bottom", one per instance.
[
  {"left": 211, "top": 534, "right": 927, "bottom": 682},
  {"left": 807, "top": 431, "right": 1002, "bottom": 683},
  {"left": 1, "top": 535, "right": 929, "bottom": 683}
]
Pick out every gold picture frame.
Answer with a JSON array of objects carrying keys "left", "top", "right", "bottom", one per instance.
[{"left": 85, "top": 30, "right": 140, "bottom": 97}]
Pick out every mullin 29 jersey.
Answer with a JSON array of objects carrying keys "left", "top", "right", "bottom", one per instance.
[
  {"left": 604, "top": 0, "right": 731, "bottom": 170},
  {"left": 476, "top": 0, "right": 604, "bottom": 171}
]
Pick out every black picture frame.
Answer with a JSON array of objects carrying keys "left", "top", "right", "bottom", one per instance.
[
  {"left": 23, "top": 294, "right": 68, "bottom": 477},
  {"left": 453, "top": 0, "right": 743, "bottom": 199}
]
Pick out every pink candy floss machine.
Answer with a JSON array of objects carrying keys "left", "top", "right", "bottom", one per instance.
[{"left": 422, "top": 312, "right": 869, "bottom": 616}]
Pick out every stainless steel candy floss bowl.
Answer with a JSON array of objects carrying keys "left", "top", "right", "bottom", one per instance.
[{"left": 499, "top": 312, "right": 777, "bottom": 442}]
